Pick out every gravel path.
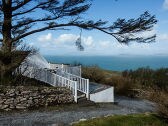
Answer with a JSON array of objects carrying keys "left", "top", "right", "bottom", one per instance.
[{"left": 0, "top": 96, "right": 156, "bottom": 126}]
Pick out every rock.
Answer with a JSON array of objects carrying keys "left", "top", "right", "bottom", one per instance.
[
  {"left": 13, "top": 98, "right": 20, "bottom": 104},
  {"left": 24, "top": 95, "right": 30, "bottom": 99},
  {"left": 29, "top": 97, "right": 33, "bottom": 100},
  {"left": 0, "top": 86, "right": 73, "bottom": 111},
  {"left": 1, "top": 105, "right": 9, "bottom": 109},
  {"left": 9, "top": 105, "right": 15, "bottom": 109},
  {"left": 4, "top": 98, "right": 14, "bottom": 104},
  {"left": 16, "top": 105, "right": 26, "bottom": 109},
  {"left": 21, "top": 91, "right": 32, "bottom": 94},
  {"left": 34, "top": 99, "right": 39, "bottom": 103},
  {"left": 79, "top": 118, "right": 87, "bottom": 121},
  {"left": 8, "top": 89, "right": 15, "bottom": 94},
  {"left": 15, "top": 91, "right": 20, "bottom": 95},
  {"left": 4, "top": 108, "right": 11, "bottom": 111},
  {"left": 27, "top": 99, "right": 33, "bottom": 105},
  {"left": 9, "top": 93, "right": 15, "bottom": 97},
  {"left": 0, "top": 93, "right": 4, "bottom": 96},
  {"left": 30, "top": 93, "right": 38, "bottom": 97},
  {"left": 20, "top": 97, "right": 27, "bottom": 102},
  {"left": 0, "top": 100, "right": 4, "bottom": 104}
]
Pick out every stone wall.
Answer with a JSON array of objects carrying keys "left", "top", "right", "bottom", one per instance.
[{"left": 0, "top": 86, "right": 74, "bottom": 111}]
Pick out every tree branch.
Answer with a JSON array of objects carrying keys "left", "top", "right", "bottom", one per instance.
[
  {"left": 12, "top": 1, "right": 54, "bottom": 16},
  {"left": 12, "top": 15, "right": 63, "bottom": 29},
  {"left": 12, "top": 22, "right": 117, "bottom": 43},
  {"left": 12, "top": 11, "right": 157, "bottom": 44},
  {"left": 12, "top": 0, "right": 31, "bottom": 11}
]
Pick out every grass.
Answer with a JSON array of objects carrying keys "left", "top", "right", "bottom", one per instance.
[{"left": 73, "top": 114, "right": 168, "bottom": 126}]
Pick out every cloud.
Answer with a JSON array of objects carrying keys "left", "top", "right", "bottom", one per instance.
[
  {"left": 99, "top": 41, "right": 111, "bottom": 48},
  {"left": 140, "top": 30, "right": 157, "bottom": 38},
  {"left": 55, "top": 34, "right": 78, "bottom": 44},
  {"left": 83, "top": 36, "right": 93, "bottom": 46},
  {"left": 55, "top": 34, "right": 94, "bottom": 47},
  {"left": 35, "top": 32, "right": 168, "bottom": 56},
  {"left": 37, "top": 33, "right": 52, "bottom": 42},
  {"left": 163, "top": 0, "right": 168, "bottom": 10},
  {"left": 157, "top": 33, "right": 168, "bottom": 41}
]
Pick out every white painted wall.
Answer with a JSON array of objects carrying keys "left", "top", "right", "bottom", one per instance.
[{"left": 90, "top": 87, "right": 114, "bottom": 103}]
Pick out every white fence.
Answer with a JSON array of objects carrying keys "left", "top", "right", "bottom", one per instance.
[
  {"left": 22, "top": 67, "right": 78, "bottom": 102},
  {"left": 56, "top": 70, "right": 89, "bottom": 99},
  {"left": 49, "top": 63, "right": 81, "bottom": 77},
  {"left": 17, "top": 64, "right": 89, "bottom": 102}
]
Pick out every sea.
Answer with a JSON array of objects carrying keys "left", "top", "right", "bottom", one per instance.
[{"left": 44, "top": 55, "right": 168, "bottom": 71}]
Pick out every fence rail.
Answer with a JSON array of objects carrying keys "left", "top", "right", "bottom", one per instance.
[
  {"left": 49, "top": 63, "right": 81, "bottom": 77},
  {"left": 56, "top": 70, "right": 89, "bottom": 99},
  {"left": 17, "top": 65, "right": 89, "bottom": 102},
  {"left": 21, "top": 67, "right": 78, "bottom": 102}
]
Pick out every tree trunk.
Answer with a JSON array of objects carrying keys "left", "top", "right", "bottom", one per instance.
[{"left": 0, "top": 0, "right": 13, "bottom": 85}]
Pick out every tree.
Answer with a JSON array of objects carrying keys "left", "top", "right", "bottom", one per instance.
[{"left": 0, "top": 0, "right": 157, "bottom": 85}]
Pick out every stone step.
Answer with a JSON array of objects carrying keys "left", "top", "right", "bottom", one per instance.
[
  {"left": 77, "top": 97, "right": 95, "bottom": 106},
  {"left": 77, "top": 90, "right": 86, "bottom": 99},
  {"left": 77, "top": 94, "right": 86, "bottom": 99}
]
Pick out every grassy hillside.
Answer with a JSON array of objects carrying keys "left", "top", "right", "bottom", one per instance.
[{"left": 73, "top": 114, "right": 168, "bottom": 126}]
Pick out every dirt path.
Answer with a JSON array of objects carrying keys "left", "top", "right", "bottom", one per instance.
[{"left": 0, "top": 96, "right": 156, "bottom": 126}]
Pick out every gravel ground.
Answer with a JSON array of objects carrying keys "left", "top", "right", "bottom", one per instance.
[{"left": 0, "top": 96, "right": 156, "bottom": 126}]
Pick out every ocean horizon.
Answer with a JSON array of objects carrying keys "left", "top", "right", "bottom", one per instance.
[{"left": 44, "top": 55, "right": 168, "bottom": 71}]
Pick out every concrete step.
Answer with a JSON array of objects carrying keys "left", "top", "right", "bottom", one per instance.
[
  {"left": 77, "top": 97, "right": 95, "bottom": 106},
  {"left": 77, "top": 94, "right": 86, "bottom": 99},
  {"left": 77, "top": 90, "right": 95, "bottom": 106},
  {"left": 77, "top": 91, "right": 86, "bottom": 99}
]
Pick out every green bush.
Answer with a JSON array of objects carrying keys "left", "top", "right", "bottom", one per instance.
[
  {"left": 149, "top": 90, "right": 168, "bottom": 119},
  {"left": 122, "top": 67, "right": 168, "bottom": 90},
  {"left": 105, "top": 76, "right": 134, "bottom": 95},
  {"left": 82, "top": 66, "right": 136, "bottom": 95},
  {"left": 82, "top": 65, "right": 106, "bottom": 83}
]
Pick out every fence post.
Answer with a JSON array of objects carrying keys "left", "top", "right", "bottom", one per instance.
[
  {"left": 61, "top": 64, "right": 63, "bottom": 71},
  {"left": 80, "top": 65, "right": 82, "bottom": 77},
  {"left": 86, "top": 79, "right": 89, "bottom": 99},
  {"left": 62, "top": 77, "right": 64, "bottom": 87},
  {"left": 74, "top": 81, "right": 77, "bottom": 103},
  {"left": 49, "top": 63, "right": 51, "bottom": 69},
  {"left": 79, "top": 78, "right": 81, "bottom": 90}
]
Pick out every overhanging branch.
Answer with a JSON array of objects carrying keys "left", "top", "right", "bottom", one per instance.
[
  {"left": 12, "top": 1, "right": 54, "bottom": 16},
  {"left": 12, "top": 22, "right": 117, "bottom": 43},
  {"left": 12, "top": 0, "right": 31, "bottom": 11}
]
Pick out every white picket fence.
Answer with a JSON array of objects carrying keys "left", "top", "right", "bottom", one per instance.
[
  {"left": 49, "top": 63, "right": 81, "bottom": 77},
  {"left": 56, "top": 70, "right": 89, "bottom": 99},
  {"left": 20, "top": 67, "right": 89, "bottom": 102}
]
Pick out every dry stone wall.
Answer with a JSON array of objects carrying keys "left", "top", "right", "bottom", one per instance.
[{"left": 0, "top": 86, "right": 74, "bottom": 111}]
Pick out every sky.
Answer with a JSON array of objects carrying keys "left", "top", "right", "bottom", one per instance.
[{"left": 26, "top": 0, "right": 168, "bottom": 56}]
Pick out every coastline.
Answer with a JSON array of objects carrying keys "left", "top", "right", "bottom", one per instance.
[{"left": 44, "top": 55, "right": 168, "bottom": 71}]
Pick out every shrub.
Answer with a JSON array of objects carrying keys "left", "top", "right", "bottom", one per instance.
[
  {"left": 158, "top": 91, "right": 168, "bottom": 119},
  {"left": 122, "top": 67, "right": 168, "bottom": 90},
  {"left": 82, "top": 65, "right": 106, "bottom": 83},
  {"left": 150, "top": 90, "right": 168, "bottom": 119},
  {"left": 105, "top": 76, "right": 134, "bottom": 96}
]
